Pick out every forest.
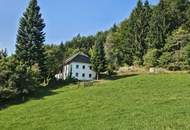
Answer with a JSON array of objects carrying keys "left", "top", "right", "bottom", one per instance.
[
  {"left": 52, "top": 0, "right": 190, "bottom": 74},
  {"left": 1, "top": 0, "right": 190, "bottom": 101}
]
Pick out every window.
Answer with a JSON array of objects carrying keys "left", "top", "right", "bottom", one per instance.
[
  {"left": 89, "top": 74, "right": 92, "bottom": 78},
  {"left": 76, "top": 65, "right": 79, "bottom": 69},
  {"left": 83, "top": 65, "right": 85, "bottom": 69},
  {"left": 82, "top": 73, "right": 85, "bottom": 77},
  {"left": 75, "top": 73, "right": 79, "bottom": 77},
  {"left": 89, "top": 66, "right": 92, "bottom": 70}
]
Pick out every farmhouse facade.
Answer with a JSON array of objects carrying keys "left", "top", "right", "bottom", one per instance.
[{"left": 62, "top": 52, "right": 96, "bottom": 81}]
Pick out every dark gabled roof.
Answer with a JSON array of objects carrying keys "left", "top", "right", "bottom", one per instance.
[{"left": 64, "top": 52, "right": 90, "bottom": 64}]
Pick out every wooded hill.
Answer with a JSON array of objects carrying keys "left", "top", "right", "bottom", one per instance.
[
  {"left": 48, "top": 0, "right": 190, "bottom": 74},
  {"left": 1, "top": 0, "right": 190, "bottom": 102}
]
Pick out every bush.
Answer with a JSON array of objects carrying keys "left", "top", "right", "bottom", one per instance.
[
  {"left": 184, "top": 44, "right": 190, "bottom": 66},
  {"left": 133, "top": 56, "right": 143, "bottom": 66},
  {"left": 159, "top": 52, "right": 173, "bottom": 67},
  {"left": 0, "top": 57, "right": 40, "bottom": 101},
  {"left": 144, "top": 49, "right": 160, "bottom": 67},
  {"left": 167, "top": 63, "right": 181, "bottom": 71}
]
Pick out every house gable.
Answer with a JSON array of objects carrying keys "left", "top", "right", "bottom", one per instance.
[
  {"left": 62, "top": 52, "right": 96, "bottom": 81},
  {"left": 65, "top": 52, "right": 90, "bottom": 65}
]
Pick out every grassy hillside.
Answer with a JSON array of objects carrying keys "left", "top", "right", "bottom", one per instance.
[{"left": 1, "top": 74, "right": 190, "bottom": 130}]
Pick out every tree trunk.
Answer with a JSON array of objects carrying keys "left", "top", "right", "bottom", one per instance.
[{"left": 97, "top": 73, "right": 99, "bottom": 80}]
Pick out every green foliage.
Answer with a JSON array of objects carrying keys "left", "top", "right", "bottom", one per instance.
[
  {"left": 164, "top": 27, "right": 190, "bottom": 52},
  {"left": 16, "top": 0, "right": 47, "bottom": 81},
  {"left": 51, "top": 0, "right": 190, "bottom": 72},
  {"left": 186, "top": 6, "right": 190, "bottom": 30},
  {"left": 147, "top": 0, "right": 169, "bottom": 49},
  {"left": 148, "top": 0, "right": 189, "bottom": 50},
  {"left": 133, "top": 56, "right": 143, "bottom": 66},
  {"left": 159, "top": 52, "right": 173, "bottom": 67},
  {"left": 90, "top": 32, "right": 107, "bottom": 79},
  {"left": 0, "top": 49, "right": 7, "bottom": 59},
  {"left": 0, "top": 57, "right": 39, "bottom": 101},
  {"left": 104, "top": 32, "right": 118, "bottom": 74},
  {"left": 44, "top": 44, "right": 64, "bottom": 81},
  {"left": 183, "top": 44, "right": 190, "bottom": 69},
  {"left": 114, "top": 20, "right": 133, "bottom": 66},
  {"left": 127, "top": 0, "right": 152, "bottom": 64},
  {"left": 63, "top": 34, "right": 95, "bottom": 59},
  {"left": 105, "top": 24, "right": 133, "bottom": 74},
  {"left": 159, "top": 27, "right": 190, "bottom": 70},
  {"left": 165, "top": 0, "right": 189, "bottom": 32},
  {"left": 144, "top": 49, "right": 160, "bottom": 67}
]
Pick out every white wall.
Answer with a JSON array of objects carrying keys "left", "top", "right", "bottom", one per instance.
[
  {"left": 63, "top": 64, "right": 71, "bottom": 80},
  {"left": 63, "top": 62, "right": 96, "bottom": 80}
]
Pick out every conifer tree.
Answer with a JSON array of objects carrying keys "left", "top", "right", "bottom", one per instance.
[
  {"left": 148, "top": 0, "right": 168, "bottom": 49},
  {"left": 186, "top": 5, "right": 190, "bottom": 30},
  {"left": 0, "top": 48, "right": 7, "bottom": 59},
  {"left": 16, "top": 0, "right": 47, "bottom": 80},
  {"left": 166, "top": 0, "right": 189, "bottom": 32},
  {"left": 127, "top": 0, "right": 151, "bottom": 65},
  {"left": 90, "top": 32, "right": 106, "bottom": 80}
]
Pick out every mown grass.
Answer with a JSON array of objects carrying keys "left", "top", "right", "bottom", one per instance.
[{"left": 1, "top": 74, "right": 190, "bottom": 130}]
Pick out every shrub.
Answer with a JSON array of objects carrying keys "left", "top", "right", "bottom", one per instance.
[
  {"left": 133, "top": 56, "right": 143, "bottom": 66},
  {"left": 167, "top": 63, "right": 181, "bottom": 71},
  {"left": 144, "top": 49, "right": 160, "bottom": 67},
  {"left": 159, "top": 52, "right": 173, "bottom": 67},
  {"left": 184, "top": 44, "right": 190, "bottom": 66},
  {"left": 0, "top": 57, "right": 40, "bottom": 101}
]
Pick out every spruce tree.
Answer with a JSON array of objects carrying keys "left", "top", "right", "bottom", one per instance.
[
  {"left": 0, "top": 48, "right": 7, "bottom": 59},
  {"left": 127, "top": 0, "right": 151, "bottom": 65},
  {"left": 16, "top": 0, "right": 47, "bottom": 80},
  {"left": 165, "top": 0, "right": 189, "bottom": 32},
  {"left": 90, "top": 32, "right": 106, "bottom": 80},
  {"left": 148, "top": 0, "right": 168, "bottom": 50},
  {"left": 186, "top": 4, "right": 190, "bottom": 30}
]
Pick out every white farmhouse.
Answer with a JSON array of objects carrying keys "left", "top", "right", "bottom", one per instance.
[{"left": 62, "top": 52, "right": 96, "bottom": 81}]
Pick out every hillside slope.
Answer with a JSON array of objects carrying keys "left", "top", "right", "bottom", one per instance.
[{"left": 0, "top": 74, "right": 190, "bottom": 130}]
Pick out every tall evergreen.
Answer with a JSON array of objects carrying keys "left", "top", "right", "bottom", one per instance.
[
  {"left": 186, "top": 4, "right": 190, "bottom": 30},
  {"left": 127, "top": 0, "right": 151, "bottom": 65},
  {"left": 16, "top": 0, "right": 47, "bottom": 80},
  {"left": 105, "top": 25, "right": 120, "bottom": 73},
  {"left": 105, "top": 21, "right": 133, "bottom": 73},
  {"left": 90, "top": 32, "right": 106, "bottom": 80},
  {"left": 148, "top": 0, "right": 168, "bottom": 49},
  {"left": 165, "top": 0, "right": 189, "bottom": 32}
]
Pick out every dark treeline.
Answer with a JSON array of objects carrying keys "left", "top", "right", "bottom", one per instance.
[{"left": 1, "top": 0, "right": 190, "bottom": 102}]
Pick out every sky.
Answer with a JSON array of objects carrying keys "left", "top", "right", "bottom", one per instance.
[{"left": 0, "top": 0, "right": 159, "bottom": 54}]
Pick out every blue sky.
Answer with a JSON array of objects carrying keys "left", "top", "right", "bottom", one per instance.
[{"left": 0, "top": 0, "right": 159, "bottom": 54}]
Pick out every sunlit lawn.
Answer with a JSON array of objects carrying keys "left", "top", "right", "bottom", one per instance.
[{"left": 1, "top": 74, "right": 190, "bottom": 130}]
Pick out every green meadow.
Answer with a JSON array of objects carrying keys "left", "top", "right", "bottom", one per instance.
[{"left": 1, "top": 74, "right": 190, "bottom": 130}]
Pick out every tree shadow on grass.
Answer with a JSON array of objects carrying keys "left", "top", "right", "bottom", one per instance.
[
  {"left": 0, "top": 75, "right": 138, "bottom": 110},
  {"left": 0, "top": 80, "right": 71, "bottom": 110},
  {"left": 105, "top": 74, "right": 139, "bottom": 80}
]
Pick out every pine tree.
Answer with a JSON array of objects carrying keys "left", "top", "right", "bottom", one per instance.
[
  {"left": 105, "top": 27, "right": 120, "bottom": 74},
  {"left": 186, "top": 4, "right": 190, "bottom": 30},
  {"left": 165, "top": 0, "right": 189, "bottom": 32},
  {"left": 127, "top": 0, "right": 151, "bottom": 65},
  {"left": 16, "top": 0, "right": 47, "bottom": 80},
  {"left": 148, "top": 0, "right": 169, "bottom": 49},
  {"left": 90, "top": 32, "right": 106, "bottom": 80},
  {"left": 105, "top": 22, "right": 133, "bottom": 74},
  {"left": 0, "top": 48, "right": 7, "bottom": 59}
]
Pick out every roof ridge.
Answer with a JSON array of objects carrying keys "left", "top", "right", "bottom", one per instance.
[
  {"left": 64, "top": 52, "right": 89, "bottom": 64},
  {"left": 79, "top": 52, "right": 89, "bottom": 58}
]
